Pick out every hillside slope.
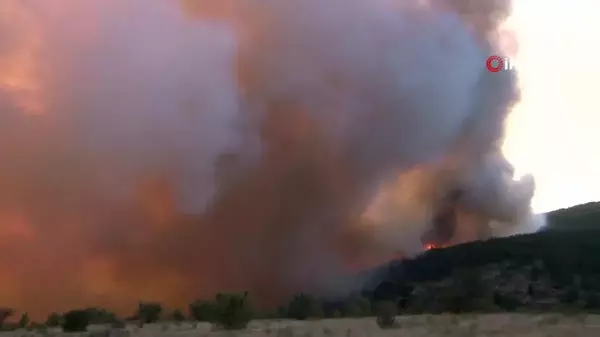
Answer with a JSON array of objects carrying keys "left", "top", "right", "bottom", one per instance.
[
  {"left": 366, "top": 202, "right": 600, "bottom": 312},
  {"left": 546, "top": 201, "right": 600, "bottom": 230}
]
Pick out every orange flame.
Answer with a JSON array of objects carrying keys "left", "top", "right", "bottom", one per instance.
[{"left": 424, "top": 243, "right": 449, "bottom": 250}]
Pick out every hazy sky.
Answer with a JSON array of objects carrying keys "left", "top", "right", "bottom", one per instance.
[{"left": 503, "top": 0, "right": 600, "bottom": 213}]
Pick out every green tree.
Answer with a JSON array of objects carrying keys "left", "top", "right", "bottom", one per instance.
[
  {"left": 287, "top": 293, "right": 324, "bottom": 320},
  {"left": 214, "top": 292, "right": 253, "bottom": 330},
  {"left": 138, "top": 302, "right": 162, "bottom": 324},
  {"left": 62, "top": 310, "right": 89, "bottom": 332},
  {"left": 18, "top": 313, "right": 29, "bottom": 329}
]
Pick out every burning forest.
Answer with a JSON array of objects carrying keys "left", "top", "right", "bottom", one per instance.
[{"left": 0, "top": 0, "right": 544, "bottom": 318}]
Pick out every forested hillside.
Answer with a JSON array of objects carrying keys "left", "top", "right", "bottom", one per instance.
[
  {"left": 367, "top": 202, "right": 600, "bottom": 313},
  {"left": 546, "top": 201, "right": 600, "bottom": 230}
]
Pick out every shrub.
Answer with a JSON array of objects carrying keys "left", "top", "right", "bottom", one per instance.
[
  {"left": 374, "top": 301, "right": 397, "bottom": 328},
  {"left": 62, "top": 309, "right": 90, "bottom": 332},
  {"left": 45, "top": 313, "right": 62, "bottom": 327},
  {"left": 287, "top": 293, "right": 324, "bottom": 320},
  {"left": 214, "top": 292, "right": 253, "bottom": 330},
  {"left": 19, "top": 313, "right": 29, "bottom": 328},
  {"left": 137, "top": 302, "right": 162, "bottom": 324},
  {"left": 355, "top": 296, "right": 372, "bottom": 316},
  {"left": 189, "top": 300, "right": 219, "bottom": 322},
  {"left": 171, "top": 309, "right": 186, "bottom": 322},
  {"left": 84, "top": 307, "right": 117, "bottom": 324}
]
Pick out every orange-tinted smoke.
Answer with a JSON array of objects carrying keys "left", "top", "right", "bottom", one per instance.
[
  {"left": 0, "top": 1, "right": 379, "bottom": 318},
  {"left": 0, "top": 1, "right": 44, "bottom": 115},
  {"left": 0, "top": 0, "right": 521, "bottom": 320}
]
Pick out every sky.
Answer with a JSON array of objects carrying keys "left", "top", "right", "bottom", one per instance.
[{"left": 502, "top": 0, "right": 600, "bottom": 213}]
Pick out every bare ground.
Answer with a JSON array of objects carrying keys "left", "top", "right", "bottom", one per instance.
[{"left": 4, "top": 314, "right": 600, "bottom": 337}]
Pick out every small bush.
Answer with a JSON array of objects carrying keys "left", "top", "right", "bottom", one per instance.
[
  {"left": 171, "top": 309, "right": 186, "bottom": 322},
  {"left": 374, "top": 301, "right": 397, "bottom": 329},
  {"left": 62, "top": 309, "right": 90, "bottom": 332},
  {"left": 84, "top": 308, "right": 117, "bottom": 325},
  {"left": 189, "top": 300, "right": 219, "bottom": 322},
  {"left": 214, "top": 292, "right": 253, "bottom": 330},
  {"left": 45, "top": 313, "right": 62, "bottom": 327},
  {"left": 137, "top": 302, "right": 162, "bottom": 324},
  {"left": 287, "top": 293, "right": 324, "bottom": 320},
  {"left": 19, "top": 313, "right": 30, "bottom": 328}
]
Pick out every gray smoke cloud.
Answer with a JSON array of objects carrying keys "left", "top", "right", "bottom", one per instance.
[{"left": 0, "top": 0, "right": 542, "bottom": 317}]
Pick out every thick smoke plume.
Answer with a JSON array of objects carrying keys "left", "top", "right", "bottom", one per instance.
[{"left": 0, "top": 0, "right": 543, "bottom": 317}]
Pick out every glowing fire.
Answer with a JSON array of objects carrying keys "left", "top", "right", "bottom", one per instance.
[{"left": 424, "top": 243, "right": 448, "bottom": 250}]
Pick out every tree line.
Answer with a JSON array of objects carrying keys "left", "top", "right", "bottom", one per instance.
[{"left": 0, "top": 292, "right": 405, "bottom": 332}]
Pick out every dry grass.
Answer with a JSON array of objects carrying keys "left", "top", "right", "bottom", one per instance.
[{"left": 3, "top": 314, "right": 600, "bottom": 337}]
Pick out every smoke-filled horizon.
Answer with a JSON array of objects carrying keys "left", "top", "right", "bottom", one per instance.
[{"left": 0, "top": 0, "right": 543, "bottom": 318}]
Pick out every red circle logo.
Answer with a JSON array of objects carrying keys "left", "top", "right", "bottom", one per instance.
[{"left": 486, "top": 56, "right": 504, "bottom": 72}]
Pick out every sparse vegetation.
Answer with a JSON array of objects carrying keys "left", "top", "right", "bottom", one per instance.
[
  {"left": 189, "top": 300, "right": 219, "bottom": 322},
  {"left": 171, "top": 309, "right": 186, "bottom": 322},
  {"left": 45, "top": 312, "right": 62, "bottom": 327},
  {"left": 287, "top": 293, "right": 324, "bottom": 320},
  {"left": 214, "top": 292, "right": 253, "bottom": 330},
  {"left": 137, "top": 302, "right": 162, "bottom": 324},
  {"left": 18, "top": 313, "right": 29, "bottom": 329},
  {"left": 84, "top": 307, "right": 117, "bottom": 325},
  {"left": 62, "top": 309, "right": 89, "bottom": 332}
]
